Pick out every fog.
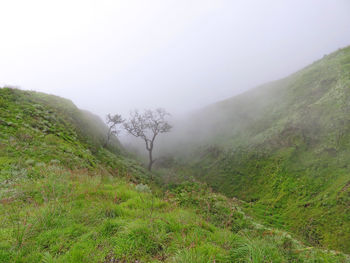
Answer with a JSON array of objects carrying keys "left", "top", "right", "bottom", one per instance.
[{"left": 1, "top": 0, "right": 350, "bottom": 119}]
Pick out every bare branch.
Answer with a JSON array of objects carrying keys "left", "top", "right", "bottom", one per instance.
[
  {"left": 123, "top": 108, "right": 172, "bottom": 171},
  {"left": 105, "top": 113, "right": 124, "bottom": 147}
]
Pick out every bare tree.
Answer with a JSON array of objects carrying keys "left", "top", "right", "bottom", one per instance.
[
  {"left": 124, "top": 108, "right": 172, "bottom": 171},
  {"left": 105, "top": 114, "right": 124, "bottom": 147}
]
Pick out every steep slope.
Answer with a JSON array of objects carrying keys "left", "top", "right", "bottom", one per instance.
[
  {"left": 160, "top": 46, "right": 350, "bottom": 253},
  {"left": 1, "top": 88, "right": 348, "bottom": 262}
]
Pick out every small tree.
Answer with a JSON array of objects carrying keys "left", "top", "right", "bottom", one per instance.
[
  {"left": 124, "top": 108, "right": 172, "bottom": 171},
  {"left": 105, "top": 113, "right": 124, "bottom": 147}
]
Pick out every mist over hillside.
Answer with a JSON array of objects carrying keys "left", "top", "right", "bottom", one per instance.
[
  {"left": 1, "top": 1, "right": 350, "bottom": 117},
  {"left": 3, "top": 87, "right": 349, "bottom": 262},
  {"left": 2, "top": 1, "right": 350, "bottom": 261},
  {"left": 149, "top": 45, "right": 350, "bottom": 253},
  {"left": 2, "top": 46, "right": 350, "bottom": 260}
]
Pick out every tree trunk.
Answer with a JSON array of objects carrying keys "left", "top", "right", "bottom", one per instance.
[{"left": 148, "top": 149, "right": 153, "bottom": 171}]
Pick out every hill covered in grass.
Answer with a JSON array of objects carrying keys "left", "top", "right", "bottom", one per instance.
[
  {"left": 1, "top": 87, "right": 348, "bottom": 262},
  {"left": 158, "top": 46, "right": 350, "bottom": 253}
]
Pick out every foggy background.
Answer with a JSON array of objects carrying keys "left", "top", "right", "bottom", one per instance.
[{"left": 1, "top": 0, "right": 350, "bottom": 118}]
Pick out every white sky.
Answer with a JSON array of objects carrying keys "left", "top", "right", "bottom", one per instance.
[{"left": 1, "top": 0, "right": 350, "bottom": 117}]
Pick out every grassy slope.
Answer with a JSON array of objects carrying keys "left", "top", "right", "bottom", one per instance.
[
  {"left": 0, "top": 88, "right": 348, "bottom": 262},
  {"left": 163, "top": 46, "right": 350, "bottom": 253}
]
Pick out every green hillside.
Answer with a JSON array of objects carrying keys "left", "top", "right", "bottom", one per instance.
[
  {"left": 1, "top": 87, "right": 348, "bottom": 262},
  {"left": 160, "top": 46, "right": 350, "bottom": 253}
]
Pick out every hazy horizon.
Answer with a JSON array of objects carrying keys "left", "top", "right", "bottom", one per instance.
[{"left": 1, "top": 0, "right": 350, "bottom": 118}]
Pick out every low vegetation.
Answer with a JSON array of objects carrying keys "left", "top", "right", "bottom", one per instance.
[
  {"left": 159, "top": 46, "right": 350, "bottom": 253},
  {"left": 1, "top": 87, "right": 349, "bottom": 262}
]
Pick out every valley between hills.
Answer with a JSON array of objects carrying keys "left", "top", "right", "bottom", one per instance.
[{"left": 1, "top": 45, "right": 350, "bottom": 262}]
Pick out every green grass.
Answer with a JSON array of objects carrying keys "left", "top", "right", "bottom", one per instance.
[
  {"left": 158, "top": 46, "right": 350, "bottom": 253},
  {"left": 1, "top": 169, "right": 348, "bottom": 262},
  {"left": 1, "top": 87, "right": 349, "bottom": 262}
]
